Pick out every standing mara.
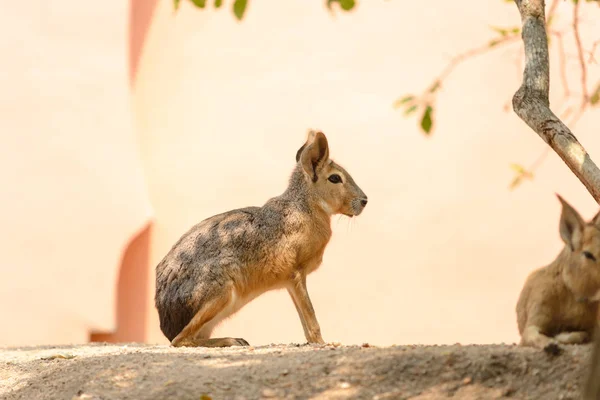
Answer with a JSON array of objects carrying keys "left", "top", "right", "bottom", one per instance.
[{"left": 155, "top": 130, "right": 368, "bottom": 347}]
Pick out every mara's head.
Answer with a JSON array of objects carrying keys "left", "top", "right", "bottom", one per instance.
[
  {"left": 294, "top": 130, "right": 367, "bottom": 217},
  {"left": 558, "top": 194, "right": 600, "bottom": 302}
]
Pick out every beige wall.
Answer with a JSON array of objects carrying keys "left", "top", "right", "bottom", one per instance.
[
  {"left": 0, "top": 1, "right": 152, "bottom": 345},
  {"left": 1, "top": 0, "right": 598, "bottom": 347}
]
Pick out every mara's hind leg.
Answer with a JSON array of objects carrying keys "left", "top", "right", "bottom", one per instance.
[
  {"left": 171, "top": 287, "right": 249, "bottom": 348},
  {"left": 554, "top": 331, "right": 590, "bottom": 344}
]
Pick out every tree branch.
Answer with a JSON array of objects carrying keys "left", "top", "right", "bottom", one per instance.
[
  {"left": 512, "top": 0, "right": 600, "bottom": 203},
  {"left": 584, "top": 326, "right": 600, "bottom": 400}
]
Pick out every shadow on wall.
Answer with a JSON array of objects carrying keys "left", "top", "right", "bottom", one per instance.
[
  {"left": 129, "top": 0, "right": 158, "bottom": 86},
  {"left": 90, "top": 224, "right": 152, "bottom": 343},
  {"left": 89, "top": 0, "right": 159, "bottom": 343}
]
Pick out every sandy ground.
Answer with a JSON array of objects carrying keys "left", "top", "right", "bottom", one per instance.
[{"left": 0, "top": 342, "right": 593, "bottom": 400}]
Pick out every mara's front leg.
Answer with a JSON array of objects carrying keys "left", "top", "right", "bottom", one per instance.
[
  {"left": 287, "top": 272, "right": 325, "bottom": 344},
  {"left": 521, "top": 325, "right": 557, "bottom": 348}
]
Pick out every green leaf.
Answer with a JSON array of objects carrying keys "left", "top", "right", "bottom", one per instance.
[
  {"left": 490, "top": 26, "right": 520, "bottom": 37},
  {"left": 327, "top": 0, "right": 356, "bottom": 11},
  {"left": 509, "top": 164, "right": 534, "bottom": 190},
  {"left": 591, "top": 83, "right": 600, "bottom": 106},
  {"left": 489, "top": 39, "right": 501, "bottom": 48},
  {"left": 233, "top": 0, "right": 247, "bottom": 20},
  {"left": 174, "top": 0, "right": 181, "bottom": 10},
  {"left": 491, "top": 26, "right": 508, "bottom": 36},
  {"left": 420, "top": 105, "right": 433, "bottom": 134},
  {"left": 510, "top": 163, "right": 526, "bottom": 174},
  {"left": 339, "top": 0, "right": 356, "bottom": 11},
  {"left": 429, "top": 81, "right": 441, "bottom": 93},
  {"left": 214, "top": 0, "right": 222, "bottom": 7},
  {"left": 404, "top": 105, "right": 418, "bottom": 116},
  {"left": 190, "top": 0, "right": 206, "bottom": 7},
  {"left": 393, "top": 95, "right": 415, "bottom": 109},
  {"left": 509, "top": 176, "right": 523, "bottom": 190}
]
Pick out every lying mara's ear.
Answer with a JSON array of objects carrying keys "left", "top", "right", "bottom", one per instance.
[
  {"left": 300, "top": 131, "right": 329, "bottom": 182},
  {"left": 591, "top": 208, "right": 600, "bottom": 228},
  {"left": 557, "top": 194, "right": 585, "bottom": 251}
]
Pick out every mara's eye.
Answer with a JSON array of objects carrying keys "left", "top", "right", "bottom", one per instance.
[
  {"left": 583, "top": 251, "right": 597, "bottom": 262},
  {"left": 328, "top": 174, "right": 342, "bottom": 184}
]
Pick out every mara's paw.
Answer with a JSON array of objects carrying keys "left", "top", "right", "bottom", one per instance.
[
  {"left": 171, "top": 337, "right": 250, "bottom": 348},
  {"left": 229, "top": 338, "right": 250, "bottom": 347},
  {"left": 211, "top": 337, "right": 250, "bottom": 347},
  {"left": 543, "top": 342, "right": 563, "bottom": 356},
  {"left": 555, "top": 331, "right": 589, "bottom": 345}
]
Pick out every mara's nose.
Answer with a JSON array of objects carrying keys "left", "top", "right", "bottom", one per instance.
[{"left": 360, "top": 198, "right": 368, "bottom": 207}]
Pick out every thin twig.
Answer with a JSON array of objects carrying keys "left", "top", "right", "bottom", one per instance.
[
  {"left": 546, "top": 0, "right": 560, "bottom": 22},
  {"left": 589, "top": 40, "right": 600, "bottom": 63},
  {"left": 551, "top": 31, "right": 570, "bottom": 98},
  {"left": 430, "top": 35, "right": 520, "bottom": 95},
  {"left": 439, "top": 37, "right": 519, "bottom": 84},
  {"left": 572, "top": 0, "right": 589, "bottom": 108},
  {"left": 399, "top": 34, "right": 521, "bottom": 110}
]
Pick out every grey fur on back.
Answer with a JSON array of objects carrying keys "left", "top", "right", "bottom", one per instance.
[{"left": 155, "top": 165, "right": 314, "bottom": 341}]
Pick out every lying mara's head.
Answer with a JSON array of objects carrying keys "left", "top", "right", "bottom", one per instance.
[
  {"left": 558, "top": 194, "right": 600, "bottom": 302},
  {"left": 294, "top": 130, "right": 367, "bottom": 217}
]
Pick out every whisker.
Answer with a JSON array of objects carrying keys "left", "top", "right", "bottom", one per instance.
[{"left": 335, "top": 215, "right": 343, "bottom": 229}]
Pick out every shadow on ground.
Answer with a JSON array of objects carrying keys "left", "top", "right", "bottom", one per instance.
[{"left": 0, "top": 343, "right": 592, "bottom": 399}]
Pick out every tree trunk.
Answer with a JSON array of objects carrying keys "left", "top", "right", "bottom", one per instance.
[
  {"left": 584, "top": 325, "right": 600, "bottom": 400},
  {"left": 512, "top": 0, "right": 600, "bottom": 203}
]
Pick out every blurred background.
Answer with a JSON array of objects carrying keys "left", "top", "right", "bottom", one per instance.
[{"left": 1, "top": 0, "right": 599, "bottom": 347}]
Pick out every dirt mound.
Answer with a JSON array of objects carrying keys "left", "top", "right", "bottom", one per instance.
[{"left": 0, "top": 343, "right": 592, "bottom": 399}]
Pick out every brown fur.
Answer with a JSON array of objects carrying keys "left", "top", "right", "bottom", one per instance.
[
  {"left": 154, "top": 130, "right": 367, "bottom": 347},
  {"left": 516, "top": 195, "right": 600, "bottom": 348}
]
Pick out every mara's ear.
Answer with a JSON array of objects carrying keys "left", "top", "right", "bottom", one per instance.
[
  {"left": 557, "top": 194, "right": 585, "bottom": 251},
  {"left": 591, "top": 207, "right": 600, "bottom": 228},
  {"left": 300, "top": 131, "right": 329, "bottom": 182},
  {"left": 295, "top": 130, "right": 317, "bottom": 162},
  {"left": 295, "top": 143, "right": 307, "bottom": 162}
]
